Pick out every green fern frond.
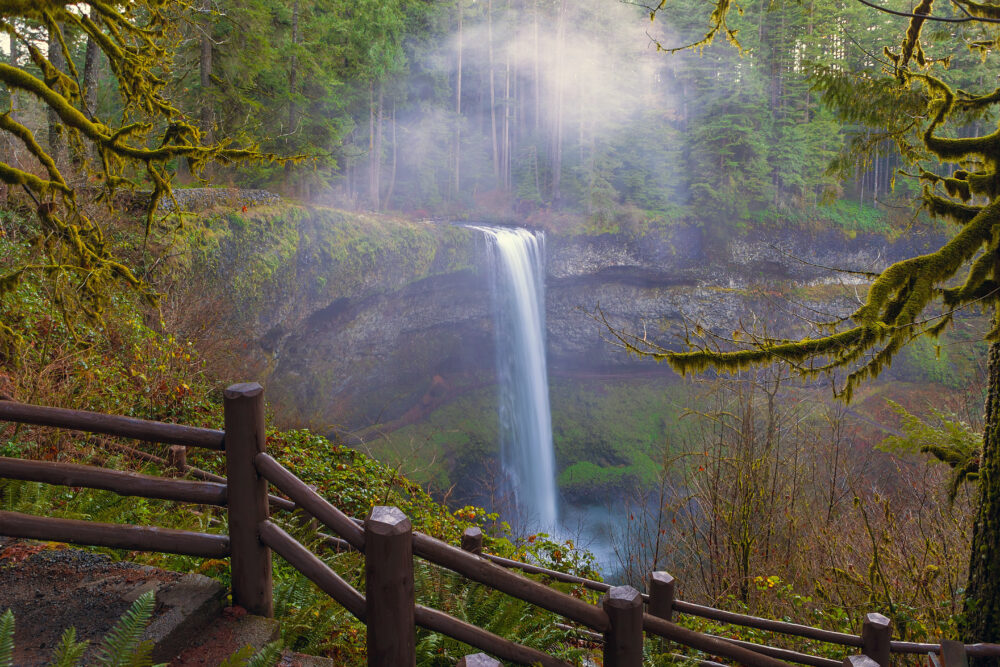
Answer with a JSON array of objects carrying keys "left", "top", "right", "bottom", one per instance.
[
  {"left": 0, "top": 609, "right": 14, "bottom": 667},
  {"left": 217, "top": 640, "right": 283, "bottom": 667},
  {"left": 123, "top": 638, "right": 157, "bottom": 667},
  {"left": 245, "top": 640, "right": 283, "bottom": 667},
  {"left": 218, "top": 646, "right": 256, "bottom": 667},
  {"left": 47, "top": 627, "right": 89, "bottom": 667},
  {"left": 95, "top": 591, "right": 156, "bottom": 667}
]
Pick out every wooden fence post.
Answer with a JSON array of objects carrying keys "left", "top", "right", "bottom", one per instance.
[
  {"left": 843, "top": 656, "right": 880, "bottom": 667},
  {"left": 166, "top": 445, "right": 187, "bottom": 473},
  {"left": 603, "top": 585, "right": 643, "bottom": 667},
  {"left": 365, "top": 505, "right": 415, "bottom": 667},
  {"left": 939, "top": 639, "right": 969, "bottom": 667},
  {"left": 861, "top": 612, "right": 891, "bottom": 667},
  {"left": 648, "top": 571, "right": 675, "bottom": 621},
  {"left": 457, "top": 654, "right": 502, "bottom": 667},
  {"left": 461, "top": 526, "right": 483, "bottom": 555},
  {"left": 224, "top": 382, "right": 273, "bottom": 617}
]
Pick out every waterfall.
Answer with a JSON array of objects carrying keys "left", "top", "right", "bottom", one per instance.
[{"left": 472, "top": 225, "right": 558, "bottom": 530}]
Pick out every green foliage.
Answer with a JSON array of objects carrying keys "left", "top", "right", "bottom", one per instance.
[
  {"left": 819, "top": 200, "right": 890, "bottom": 234},
  {"left": 93, "top": 591, "right": 157, "bottom": 667},
  {"left": 880, "top": 400, "right": 982, "bottom": 501},
  {"left": 0, "top": 1, "right": 283, "bottom": 352},
  {"left": 0, "top": 441, "right": 21, "bottom": 458},
  {"left": 48, "top": 628, "right": 89, "bottom": 667},
  {"left": 0, "top": 592, "right": 164, "bottom": 667},
  {"left": 415, "top": 574, "right": 584, "bottom": 665},
  {"left": 558, "top": 456, "right": 658, "bottom": 498},
  {"left": 0, "top": 609, "right": 12, "bottom": 667},
  {"left": 218, "top": 641, "right": 283, "bottom": 667},
  {"left": 898, "top": 336, "right": 959, "bottom": 388},
  {"left": 687, "top": 94, "right": 772, "bottom": 226},
  {"left": 376, "top": 377, "right": 698, "bottom": 505}
]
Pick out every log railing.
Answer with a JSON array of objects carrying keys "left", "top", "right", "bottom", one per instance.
[{"left": 0, "top": 384, "right": 997, "bottom": 667}]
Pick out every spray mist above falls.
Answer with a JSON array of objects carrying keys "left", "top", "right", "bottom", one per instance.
[{"left": 472, "top": 226, "right": 558, "bottom": 530}]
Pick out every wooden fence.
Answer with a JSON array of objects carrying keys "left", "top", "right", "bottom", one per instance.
[{"left": 0, "top": 383, "right": 997, "bottom": 667}]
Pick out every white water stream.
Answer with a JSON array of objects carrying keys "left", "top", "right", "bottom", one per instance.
[{"left": 472, "top": 225, "right": 558, "bottom": 530}]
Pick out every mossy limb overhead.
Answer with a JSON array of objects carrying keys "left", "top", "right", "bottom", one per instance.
[{"left": 0, "top": 0, "right": 290, "bottom": 351}]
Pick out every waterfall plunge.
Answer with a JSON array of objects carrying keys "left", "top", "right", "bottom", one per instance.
[{"left": 473, "top": 226, "right": 558, "bottom": 530}]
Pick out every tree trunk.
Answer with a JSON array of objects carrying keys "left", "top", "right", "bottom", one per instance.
[
  {"left": 284, "top": 0, "right": 300, "bottom": 196},
  {"left": 368, "top": 82, "right": 383, "bottom": 210},
  {"left": 369, "top": 82, "right": 376, "bottom": 207},
  {"left": 503, "top": 37, "right": 511, "bottom": 191},
  {"left": 2, "top": 36, "right": 18, "bottom": 205},
  {"left": 533, "top": 0, "right": 540, "bottom": 134},
  {"left": 385, "top": 103, "right": 397, "bottom": 210},
  {"left": 551, "top": 0, "right": 567, "bottom": 203},
  {"left": 488, "top": 0, "right": 500, "bottom": 188},
  {"left": 83, "top": 36, "right": 100, "bottom": 120},
  {"left": 200, "top": 0, "right": 213, "bottom": 145},
  {"left": 47, "top": 23, "right": 67, "bottom": 166},
  {"left": 288, "top": 0, "right": 299, "bottom": 137},
  {"left": 453, "top": 0, "right": 463, "bottom": 199},
  {"left": 964, "top": 335, "right": 1000, "bottom": 656},
  {"left": 376, "top": 83, "right": 384, "bottom": 209}
]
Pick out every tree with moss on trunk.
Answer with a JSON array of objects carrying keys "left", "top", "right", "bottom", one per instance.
[
  {"left": 620, "top": 0, "right": 1000, "bottom": 652},
  {"left": 0, "top": 0, "right": 283, "bottom": 353}
]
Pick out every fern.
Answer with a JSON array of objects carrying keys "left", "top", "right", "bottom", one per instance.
[
  {"left": 217, "top": 646, "right": 256, "bottom": 667},
  {"left": 122, "top": 637, "right": 157, "bottom": 667},
  {"left": 218, "top": 640, "right": 283, "bottom": 667},
  {"left": 245, "top": 640, "right": 283, "bottom": 667},
  {"left": 47, "top": 627, "right": 89, "bottom": 667},
  {"left": 0, "top": 609, "right": 14, "bottom": 667},
  {"left": 0, "top": 596, "right": 166, "bottom": 667},
  {"left": 95, "top": 591, "right": 156, "bottom": 667}
]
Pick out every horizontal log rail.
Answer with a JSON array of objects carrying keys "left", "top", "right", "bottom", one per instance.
[
  {"left": 672, "top": 600, "right": 864, "bottom": 648},
  {"left": 643, "top": 612, "right": 795, "bottom": 667},
  {"left": 0, "top": 510, "right": 230, "bottom": 557},
  {"left": 701, "top": 633, "right": 843, "bottom": 667},
  {"left": 412, "top": 531, "right": 611, "bottom": 632},
  {"left": 414, "top": 604, "right": 571, "bottom": 667},
  {"left": 475, "top": 547, "right": 865, "bottom": 651},
  {"left": 254, "top": 452, "right": 364, "bottom": 550},
  {"left": 483, "top": 552, "right": 613, "bottom": 594},
  {"left": 467, "top": 538, "right": 864, "bottom": 655},
  {"left": 0, "top": 400, "right": 225, "bottom": 449},
  {"left": 476, "top": 553, "right": 1000, "bottom": 661},
  {"left": 107, "top": 441, "right": 296, "bottom": 512},
  {"left": 569, "top": 618, "right": 839, "bottom": 667},
  {"left": 0, "top": 456, "right": 227, "bottom": 505},
  {"left": 259, "top": 520, "right": 366, "bottom": 621},
  {"left": 966, "top": 644, "right": 1000, "bottom": 658}
]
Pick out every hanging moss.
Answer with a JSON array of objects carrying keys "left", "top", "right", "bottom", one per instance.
[{"left": 0, "top": 1, "right": 292, "bottom": 350}]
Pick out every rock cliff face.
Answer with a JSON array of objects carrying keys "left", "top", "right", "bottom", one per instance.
[
  {"left": 545, "top": 225, "right": 946, "bottom": 370},
  {"left": 205, "top": 206, "right": 945, "bottom": 432}
]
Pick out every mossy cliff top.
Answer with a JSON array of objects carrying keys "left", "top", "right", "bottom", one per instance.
[{"left": 179, "top": 204, "right": 481, "bottom": 338}]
